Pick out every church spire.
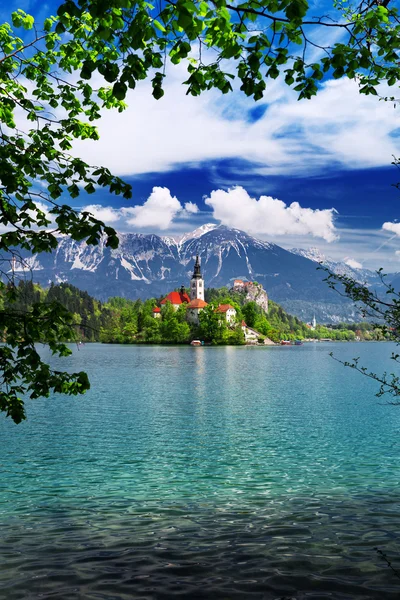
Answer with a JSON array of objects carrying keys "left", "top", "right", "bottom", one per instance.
[
  {"left": 190, "top": 255, "right": 204, "bottom": 301},
  {"left": 192, "top": 254, "right": 202, "bottom": 279}
]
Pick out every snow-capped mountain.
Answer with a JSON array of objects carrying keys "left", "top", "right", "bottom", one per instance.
[
  {"left": 289, "top": 247, "right": 382, "bottom": 285},
  {"left": 175, "top": 223, "right": 219, "bottom": 247},
  {"left": 289, "top": 247, "right": 328, "bottom": 264},
  {"left": 11, "top": 224, "right": 393, "bottom": 323}
]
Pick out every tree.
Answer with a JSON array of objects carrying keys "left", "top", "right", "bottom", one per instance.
[
  {"left": 242, "top": 301, "right": 259, "bottom": 328},
  {"left": 2, "top": 0, "right": 399, "bottom": 421},
  {"left": 55, "top": 0, "right": 400, "bottom": 102},
  {"left": 143, "top": 316, "right": 162, "bottom": 343},
  {"left": 199, "top": 304, "right": 227, "bottom": 343}
]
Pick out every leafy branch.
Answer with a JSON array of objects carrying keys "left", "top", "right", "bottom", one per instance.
[{"left": 321, "top": 265, "right": 400, "bottom": 401}]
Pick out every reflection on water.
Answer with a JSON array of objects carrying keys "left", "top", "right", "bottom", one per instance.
[{"left": 0, "top": 343, "right": 400, "bottom": 599}]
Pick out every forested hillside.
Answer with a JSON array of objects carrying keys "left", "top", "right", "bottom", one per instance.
[
  {"left": 2, "top": 281, "right": 382, "bottom": 345},
  {"left": 3, "top": 281, "right": 112, "bottom": 342}
]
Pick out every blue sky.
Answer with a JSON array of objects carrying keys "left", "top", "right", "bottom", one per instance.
[{"left": 4, "top": 0, "right": 400, "bottom": 270}]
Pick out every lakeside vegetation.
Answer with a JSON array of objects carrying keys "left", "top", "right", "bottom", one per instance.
[{"left": 4, "top": 281, "right": 392, "bottom": 346}]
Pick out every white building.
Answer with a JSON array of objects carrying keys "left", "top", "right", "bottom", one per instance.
[
  {"left": 187, "top": 255, "right": 207, "bottom": 324},
  {"left": 241, "top": 320, "right": 259, "bottom": 342},
  {"left": 215, "top": 304, "right": 237, "bottom": 324}
]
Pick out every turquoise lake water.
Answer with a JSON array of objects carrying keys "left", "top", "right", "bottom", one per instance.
[{"left": 1, "top": 342, "right": 400, "bottom": 599}]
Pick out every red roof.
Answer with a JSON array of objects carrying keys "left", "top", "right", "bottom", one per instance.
[
  {"left": 152, "top": 307, "right": 161, "bottom": 313},
  {"left": 241, "top": 320, "right": 247, "bottom": 326},
  {"left": 187, "top": 299, "right": 208, "bottom": 308},
  {"left": 161, "top": 290, "right": 190, "bottom": 305},
  {"left": 216, "top": 304, "right": 235, "bottom": 313}
]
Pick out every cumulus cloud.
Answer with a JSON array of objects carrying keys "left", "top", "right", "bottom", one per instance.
[
  {"left": 126, "top": 187, "right": 182, "bottom": 229},
  {"left": 344, "top": 257, "right": 363, "bottom": 269},
  {"left": 382, "top": 221, "right": 400, "bottom": 236},
  {"left": 204, "top": 186, "right": 338, "bottom": 242},
  {"left": 80, "top": 188, "right": 198, "bottom": 230},
  {"left": 81, "top": 204, "right": 121, "bottom": 223},
  {"left": 184, "top": 202, "right": 199, "bottom": 214}
]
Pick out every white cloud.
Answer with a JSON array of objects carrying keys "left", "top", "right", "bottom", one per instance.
[
  {"left": 81, "top": 204, "right": 121, "bottom": 223},
  {"left": 72, "top": 70, "right": 400, "bottom": 177},
  {"left": 184, "top": 202, "right": 199, "bottom": 214},
  {"left": 204, "top": 186, "right": 338, "bottom": 242},
  {"left": 396, "top": 250, "right": 400, "bottom": 257},
  {"left": 344, "top": 257, "right": 363, "bottom": 269},
  {"left": 79, "top": 188, "right": 199, "bottom": 230},
  {"left": 382, "top": 221, "right": 400, "bottom": 236},
  {"left": 125, "top": 186, "right": 182, "bottom": 230}
]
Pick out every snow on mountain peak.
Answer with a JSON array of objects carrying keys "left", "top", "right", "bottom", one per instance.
[
  {"left": 178, "top": 223, "right": 218, "bottom": 246},
  {"left": 289, "top": 247, "right": 327, "bottom": 264}
]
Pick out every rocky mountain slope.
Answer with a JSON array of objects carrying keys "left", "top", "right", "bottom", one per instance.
[
  {"left": 11, "top": 224, "right": 395, "bottom": 323},
  {"left": 289, "top": 247, "right": 382, "bottom": 284}
]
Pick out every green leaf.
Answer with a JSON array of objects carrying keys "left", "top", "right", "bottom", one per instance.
[
  {"left": 153, "top": 19, "right": 166, "bottom": 32},
  {"left": 112, "top": 81, "right": 127, "bottom": 100},
  {"left": 152, "top": 86, "right": 164, "bottom": 99}
]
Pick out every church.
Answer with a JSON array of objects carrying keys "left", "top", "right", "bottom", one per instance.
[
  {"left": 153, "top": 256, "right": 208, "bottom": 325},
  {"left": 153, "top": 255, "right": 237, "bottom": 326},
  {"left": 185, "top": 256, "right": 208, "bottom": 324}
]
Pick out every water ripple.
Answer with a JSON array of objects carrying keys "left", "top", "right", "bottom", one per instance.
[{"left": 0, "top": 343, "right": 400, "bottom": 599}]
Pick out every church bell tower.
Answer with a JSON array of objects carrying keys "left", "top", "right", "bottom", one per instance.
[{"left": 190, "top": 255, "right": 204, "bottom": 301}]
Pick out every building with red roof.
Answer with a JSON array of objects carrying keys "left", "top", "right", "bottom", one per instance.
[
  {"left": 233, "top": 279, "right": 254, "bottom": 290},
  {"left": 152, "top": 306, "right": 161, "bottom": 318},
  {"left": 187, "top": 298, "right": 208, "bottom": 309},
  {"left": 233, "top": 279, "right": 244, "bottom": 287},
  {"left": 186, "top": 297, "right": 208, "bottom": 324},
  {"left": 160, "top": 286, "right": 190, "bottom": 310},
  {"left": 215, "top": 304, "right": 236, "bottom": 324}
]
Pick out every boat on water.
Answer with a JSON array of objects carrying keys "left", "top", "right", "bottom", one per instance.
[
  {"left": 280, "top": 340, "right": 292, "bottom": 346},
  {"left": 190, "top": 340, "right": 203, "bottom": 346},
  {"left": 294, "top": 340, "right": 303, "bottom": 346}
]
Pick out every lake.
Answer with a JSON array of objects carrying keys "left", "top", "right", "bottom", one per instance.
[{"left": 1, "top": 342, "right": 400, "bottom": 599}]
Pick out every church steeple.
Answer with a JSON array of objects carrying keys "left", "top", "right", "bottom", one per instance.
[
  {"left": 190, "top": 255, "right": 204, "bottom": 301},
  {"left": 193, "top": 254, "right": 202, "bottom": 279}
]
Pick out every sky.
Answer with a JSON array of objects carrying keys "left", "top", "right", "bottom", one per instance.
[{"left": 4, "top": 0, "right": 400, "bottom": 271}]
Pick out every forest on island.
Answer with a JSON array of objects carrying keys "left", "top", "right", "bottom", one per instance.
[{"left": 2, "top": 280, "right": 389, "bottom": 346}]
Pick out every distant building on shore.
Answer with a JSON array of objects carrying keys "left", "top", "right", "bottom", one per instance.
[
  {"left": 233, "top": 279, "right": 253, "bottom": 289},
  {"left": 305, "top": 315, "right": 317, "bottom": 330}
]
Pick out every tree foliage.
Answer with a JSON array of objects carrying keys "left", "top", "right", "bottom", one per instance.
[{"left": 56, "top": 0, "right": 400, "bottom": 101}]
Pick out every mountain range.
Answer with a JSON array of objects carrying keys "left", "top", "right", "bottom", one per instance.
[{"left": 12, "top": 224, "right": 396, "bottom": 323}]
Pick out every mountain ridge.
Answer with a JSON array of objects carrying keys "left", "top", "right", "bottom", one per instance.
[{"left": 10, "top": 224, "right": 395, "bottom": 323}]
